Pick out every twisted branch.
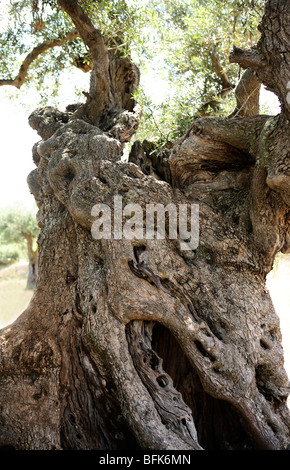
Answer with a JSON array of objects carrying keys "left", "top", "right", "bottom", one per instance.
[{"left": 0, "top": 29, "right": 79, "bottom": 89}]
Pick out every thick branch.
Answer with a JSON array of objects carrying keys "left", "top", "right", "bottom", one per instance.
[
  {"left": 187, "top": 115, "right": 270, "bottom": 156},
  {"left": 57, "top": 0, "right": 107, "bottom": 62},
  {"left": 0, "top": 29, "right": 79, "bottom": 89},
  {"left": 230, "top": 68, "right": 261, "bottom": 117},
  {"left": 229, "top": 45, "right": 268, "bottom": 72},
  {"left": 57, "top": 0, "right": 111, "bottom": 125},
  {"left": 230, "top": 0, "right": 290, "bottom": 119},
  {"left": 195, "top": 61, "right": 260, "bottom": 119}
]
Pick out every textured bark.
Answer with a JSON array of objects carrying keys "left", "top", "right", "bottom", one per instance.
[
  {"left": 195, "top": 48, "right": 235, "bottom": 117},
  {"left": 0, "top": 0, "right": 290, "bottom": 451},
  {"left": 58, "top": 0, "right": 140, "bottom": 132}
]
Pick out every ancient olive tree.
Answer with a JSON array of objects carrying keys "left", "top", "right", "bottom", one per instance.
[{"left": 0, "top": 0, "right": 289, "bottom": 450}]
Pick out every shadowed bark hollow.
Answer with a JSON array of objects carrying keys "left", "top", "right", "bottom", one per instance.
[{"left": 0, "top": 0, "right": 290, "bottom": 451}]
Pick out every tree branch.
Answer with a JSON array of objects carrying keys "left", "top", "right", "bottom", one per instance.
[
  {"left": 230, "top": 68, "right": 261, "bottom": 117},
  {"left": 189, "top": 115, "right": 270, "bottom": 155},
  {"left": 0, "top": 29, "right": 79, "bottom": 89},
  {"left": 229, "top": 45, "right": 268, "bottom": 72},
  {"left": 57, "top": 0, "right": 107, "bottom": 62},
  {"left": 229, "top": 0, "right": 290, "bottom": 119},
  {"left": 194, "top": 47, "right": 235, "bottom": 117}
]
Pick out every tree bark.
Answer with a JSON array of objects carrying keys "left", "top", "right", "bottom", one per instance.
[{"left": 0, "top": 0, "right": 289, "bottom": 451}]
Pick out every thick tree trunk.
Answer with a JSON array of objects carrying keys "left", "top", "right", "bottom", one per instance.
[{"left": 0, "top": 0, "right": 289, "bottom": 451}]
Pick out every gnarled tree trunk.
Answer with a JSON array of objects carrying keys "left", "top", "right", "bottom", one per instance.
[{"left": 0, "top": 0, "right": 289, "bottom": 451}]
